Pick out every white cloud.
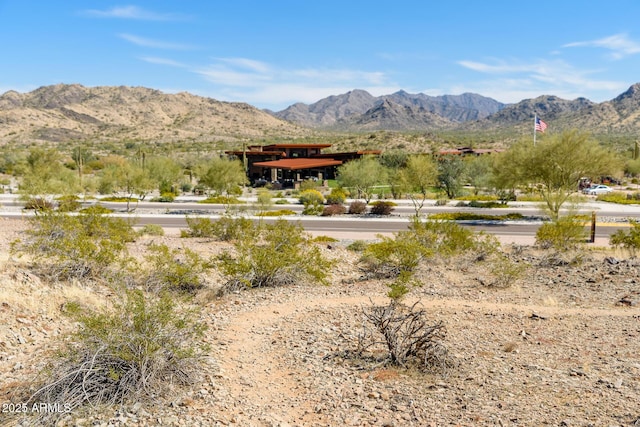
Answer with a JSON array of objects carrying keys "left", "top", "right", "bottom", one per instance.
[
  {"left": 119, "top": 34, "right": 195, "bottom": 50},
  {"left": 83, "top": 5, "right": 182, "bottom": 21},
  {"left": 563, "top": 33, "right": 640, "bottom": 59},
  {"left": 192, "top": 57, "right": 398, "bottom": 109},
  {"left": 140, "top": 57, "right": 188, "bottom": 68},
  {"left": 456, "top": 57, "right": 627, "bottom": 103}
]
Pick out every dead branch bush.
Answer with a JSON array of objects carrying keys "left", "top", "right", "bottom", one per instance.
[
  {"left": 357, "top": 301, "right": 453, "bottom": 373},
  {"left": 17, "top": 290, "right": 206, "bottom": 425}
]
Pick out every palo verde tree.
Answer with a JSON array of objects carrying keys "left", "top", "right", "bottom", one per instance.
[
  {"left": 399, "top": 154, "right": 438, "bottom": 216},
  {"left": 19, "top": 148, "right": 80, "bottom": 207},
  {"left": 337, "top": 155, "right": 387, "bottom": 203},
  {"left": 437, "top": 155, "right": 466, "bottom": 199},
  {"left": 501, "top": 129, "right": 622, "bottom": 219},
  {"left": 98, "top": 155, "right": 154, "bottom": 211},
  {"left": 199, "top": 156, "right": 248, "bottom": 196}
]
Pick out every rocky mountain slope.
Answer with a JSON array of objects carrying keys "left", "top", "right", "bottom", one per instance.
[
  {"left": 0, "top": 84, "right": 310, "bottom": 145},
  {"left": 274, "top": 84, "right": 640, "bottom": 136},
  {"left": 275, "top": 90, "right": 504, "bottom": 129}
]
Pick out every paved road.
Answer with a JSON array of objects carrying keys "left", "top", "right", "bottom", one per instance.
[{"left": 1, "top": 195, "right": 636, "bottom": 244}]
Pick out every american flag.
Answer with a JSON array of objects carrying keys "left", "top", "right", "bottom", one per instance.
[{"left": 535, "top": 117, "right": 547, "bottom": 133}]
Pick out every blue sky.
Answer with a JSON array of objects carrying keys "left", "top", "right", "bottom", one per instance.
[{"left": 2, "top": 1, "right": 640, "bottom": 111}]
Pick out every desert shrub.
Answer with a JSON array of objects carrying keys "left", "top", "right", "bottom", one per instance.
[
  {"left": 369, "top": 201, "right": 396, "bottom": 215},
  {"left": 12, "top": 210, "right": 136, "bottom": 281},
  {"left": 434, "top": 198, "right": 449, "bottom": 206},
  {"left": 362, "top": 234, "right": 430, "bottom": 278},
  {"left": 256, "top": 209, "right": 297, "bottom": 216},
  {"left": 386, "top": 270, "right": 420, "bottom": 301},
  {"left": 310, "top": 235, "right": 339, "bottom": 243},
  {"left": 181, "top": 216, "right": 216, "bottom": 238},
  {"left": 299, "top": 179, "right": 319, "bottom": 191},
  {"left": 23, "top": 197, "right": 55, "bottom": 211},
  {"left": 80, "top": 204, "right": 113, "bottom": 214},
  {"left": 138, "top": 223, "right": 165, "bottom": 236},
  {"left": 151, "top": 192, "right": 176, "bottom": 202},
  {"left": 346, "top": 240, "right": 369, "bottom": 252},
  {"left": 299, "top": 189, "right": 325, "bottom": 215},
  {"left": 274, "top": 198, "right": 289, "bottom": 205},
  {"left": 24, "top": 290, "right": 206, "bottom": 424},
  {"left": 56, "top": 195, "right": 81, "bottom": 212},
  {"left": 357, "top": 301, "right": 451, "bottom": 373},
  {"left": 144, "top": 244, "right": 209, "bottom": 293},
  {"left": 322, "top": 204, "right": 347, "bottom": 216},
  {"left": 181, "top": 215, "right": 255, "bottom": 241},
  {"left": 408, "top": 218, "right": 481, "bottom": 257},
  {"left": 326, "top": 188, "right": 347, "bottom": 205},
  {"left": 199, "top": 195, "right": 242, "bottom": 204},
  {"left": 255, "top": 188, "right": 273, "bottom": 212},
  {"left": 100, "top": 196, "right": 138, "bottom": 203},
  {"left": 429, "top": 212, "right": 524, "bottom": 221},
  {"left": 478, "top": 253, "right": 526, "bottom": 288},
  {"left": 218, "top": 219, "right": 333, "bottom": 291},
  {"left": 348, "top": 200, "right": 367, "bottom": 214},
  {"left": 597, "top": 192, "right": 640, "bottom": 204},
  {"left": 610, "top": 220, "right": 640, "bottom": 256},
  {"left": 535, "top": 215, "right": 587, "bottom": 251}
]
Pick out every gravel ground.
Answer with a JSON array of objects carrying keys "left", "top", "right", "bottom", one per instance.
[{"left": 1, "top": 218, "right": 639, "bottom": 427}]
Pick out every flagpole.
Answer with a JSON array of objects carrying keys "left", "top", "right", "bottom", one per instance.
[{"left": 533, "top": 113, "right": 537, "bottom": 146}]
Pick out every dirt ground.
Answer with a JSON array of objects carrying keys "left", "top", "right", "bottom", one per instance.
[{"left": 1, "top": 217, "right": 639, "bottom": 427}]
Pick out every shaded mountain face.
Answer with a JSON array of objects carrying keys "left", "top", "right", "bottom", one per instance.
[
  {"left": 0, "top": 84, "right": 308, "bottom": 145},
  {"left": 274, "top": 89, "right": 504, "bottom": 129}
]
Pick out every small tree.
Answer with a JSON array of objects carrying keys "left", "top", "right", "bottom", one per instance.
[
  {"left": 199, "top": 156, "right": 248, "bottom": 197},
  {"left": 505, "top": 130, "right": 622, "bottom": 220},
  {"left": 400, "top": 155, "right": 438, "bottom": 216},
  {"left": 337, "top": 156, "right": 387, "bottom": 203},
  {"left": 437, "top": 156, "right": 466, "bottom": 199}
]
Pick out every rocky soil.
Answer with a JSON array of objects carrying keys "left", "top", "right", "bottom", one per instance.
[{"left": 1, "top": 218, "right": 639, "bottom": 427}]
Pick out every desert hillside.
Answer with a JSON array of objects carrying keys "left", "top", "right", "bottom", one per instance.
[
  {"left": 0, "top": 84, "right": 311, "bottom": 145},
  {"left": 1, "top": 217, "right": 639, "bottom": 426}
]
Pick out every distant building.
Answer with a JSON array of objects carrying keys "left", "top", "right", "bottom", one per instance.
[
  {"left": 225, "top": 144, "right": 380, "bottom": 188},
  {"left": 435, "top": 146, "right": 503, "bottom": 157}
]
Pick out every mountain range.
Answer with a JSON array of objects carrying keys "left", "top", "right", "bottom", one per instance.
[{"left": 1, "top": 83, "right": 640, "bottom": 146}]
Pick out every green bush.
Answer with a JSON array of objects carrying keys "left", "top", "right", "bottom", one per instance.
[
  {"left": 79, "top": 204, "right": 113, "bottom": 214},
  {"left": 144, "top": 243, "right": 209, "bottom": 293},
  {"left": 610, "top": 220, "right": 640, "bottom": 256},
  {"left": 56, "top": 195, "right": 81, "bottom": 212},
  {"left": 326, "top": 188, "right": 347, "bottom": 205},
  {"left": 256, "top": 209, "right": 297, "bottom": 216},
  {"left": 138, "top": 223, "right": 165, "bottom": 236},
  {"left": 346, "top": 240, "right": 369, "bottom": 252},
  {"left": 310, "top": 235, "right": 339, "bottom": 243},
  {"left": 408, "top": 218, "right": 484, "bottom": 257},
  {"left": 299, "top": 189, "right": 325, "bottom": 215},
  {"left": 348, "top": 200, "right": 367, "bottom": 214},
  {"left": 597, "top": 192, "right": 640, "bottom": 204},
  {"left": 151, "top": 192, "right": 176, "bottom": 202},
  {"left": 182, "top": 215, "right": 256, "bottom": 241},
  {"left": 218, "top": 219, "right": 334, "bottom": 291},
  {"left": 199, "top": 195, "right": 243, "bottom": 204},
  {"left": 428, "top": 212, "right": 524, "bottom": 221},
  {"left": 362, "top": 234, "right": 430, "bottom": 278},
  {"left": 369, "top": 201, "right": 396, "bottom": 215},
  {"left": 26, "top": 290, "right": 206, "bottom": 423},
  {"left": 12, "top": 210, "right": 136, "bottom": 280},
  {"left": 535, "top": 215, "right": 587, "bottom": 251}
]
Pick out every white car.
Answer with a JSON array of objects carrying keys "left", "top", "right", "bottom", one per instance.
[{"left": 583, "top": 184, "right": 613, "bottom": 195}]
